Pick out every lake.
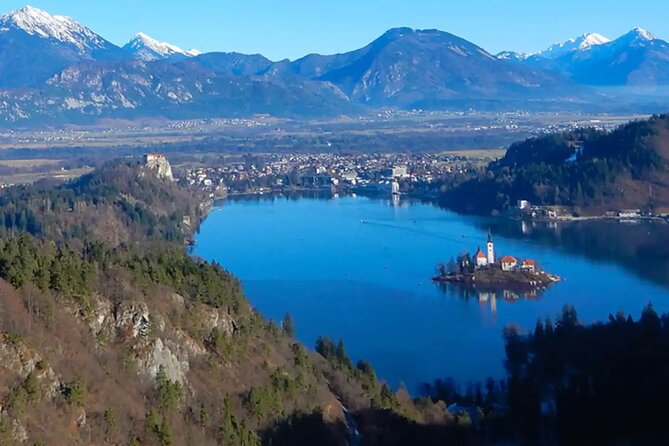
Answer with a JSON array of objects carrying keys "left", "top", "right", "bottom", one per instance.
[{"left": 193, "top": 194, "right": 669, "bottom": 392}]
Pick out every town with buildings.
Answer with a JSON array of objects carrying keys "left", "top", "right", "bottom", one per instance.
[{"left": 176, "top": 151, "right": 490, "bottom": 199}]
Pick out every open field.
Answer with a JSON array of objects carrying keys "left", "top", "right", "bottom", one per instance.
[
  {"left": 441, "top": 149, "right": 506, "bottom": 159},
  {"left": 0, "top": 158, "right": 63, "bottom": 167},
  {"left": 0, "top": 112, "right": 645, "bottom": 184},
  {"left": 0, "top": 112, "right": 647, "bottom": 151},
  {"left": 0, "top": 167, "right": 93, "bottom": 185}
]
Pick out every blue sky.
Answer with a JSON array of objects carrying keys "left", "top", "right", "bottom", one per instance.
[{"left": 3, "top": 0, "right": 668, "bottom": 60}]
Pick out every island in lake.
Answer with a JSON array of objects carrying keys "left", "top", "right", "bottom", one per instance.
[{"left": 433, "top": 231, "right": 561, "bottom": 291}]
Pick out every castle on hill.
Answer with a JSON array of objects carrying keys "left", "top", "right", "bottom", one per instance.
[{"left": 144, "top": 153, "right": 174, "bottom": 181}]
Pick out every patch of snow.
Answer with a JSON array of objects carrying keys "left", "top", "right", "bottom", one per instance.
[
  {"left": 496, "top": 51, "right": 532, "bottom": 61},
  {"left": 90, "top": 93, "right": 106, "bottom": 103},
  {"left": 565, "top": 145, "right": 584, "bottom": 163},
  {"left": 448, "top": 43, "right": 469, "bottom": 57},
  {"left": 617, "top": 27, "right": 657, "bottom": 44},
  {"left": 63, "top": 97, "right": 88, "bottom": 109},
  {"left": 118, "top": 93, "right": 135, "bottom": 109},
  {"left": 629, "top": 27, "right": 655, "bottom": 41}
]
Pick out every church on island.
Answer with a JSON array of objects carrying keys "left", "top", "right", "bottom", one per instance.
[
  {"left": 434, "top": 230, "right": 560, "bottom": 291},
  {"left": 473, "top": 231, "right": 537, "bottom": 273}
]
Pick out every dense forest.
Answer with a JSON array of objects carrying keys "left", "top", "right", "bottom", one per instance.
[
  {"left": 504, "top": 304, "right": 669, "bottom": 445},
  {"left": 0, "top": 160, "right": 200, "bottom": 245},
  {"left": 439, "top": 114, "right": 669, "bottom": 215}
]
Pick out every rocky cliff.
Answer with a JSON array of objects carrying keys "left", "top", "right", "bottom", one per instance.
[
  {"left": 144, "top": 154, "right": 174, "bottom": 181},
  {"left": 0, "top": 247, "right": 349, "bottom": 445}
]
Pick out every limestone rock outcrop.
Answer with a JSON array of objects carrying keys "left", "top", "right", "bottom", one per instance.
[{"left": 143, "top": 154, "right": 174, "bottom": 181}]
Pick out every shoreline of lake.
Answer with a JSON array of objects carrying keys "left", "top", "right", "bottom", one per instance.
[{"left": 192, "top": 194, "right": 669, "bottom": 390}]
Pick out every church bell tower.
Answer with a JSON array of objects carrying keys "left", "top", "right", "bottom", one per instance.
[{"left": 487, "top": 230, "right": 495, "bottom": 265}]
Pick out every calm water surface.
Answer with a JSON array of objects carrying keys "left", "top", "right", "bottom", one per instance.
[{"left": 193, "top": 195, "right": 669, "bottom": 391}]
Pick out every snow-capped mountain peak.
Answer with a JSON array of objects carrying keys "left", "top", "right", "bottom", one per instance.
[
  {"left": 132, "top": 32, "right": 185, "bottom": 54},
  {"left": 538, "top": 32, "right": 611, "bottom": 59},
  {"left": 0, "top": 5, "right": 107, "bottom": 51},
  {"left": 579, "top": 32, "right": 611, "bottom": 47},
  {"left": 496, "top": 50, "right": 532, "bottom": 61},
  {"left": 124, "top": 32, "right": 200, "bottom": 61},
  {"left": 632, "top": 27, "right": 655, "bottom": 40},
  {"left": 620, "top": 27, "right": 656, "bottom": 43}
]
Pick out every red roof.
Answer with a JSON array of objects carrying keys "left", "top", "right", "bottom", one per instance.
[
  {"left": 522, "top": 260, "right": 536, "bottom": 266},
  {"left": 476, "top": 251, "right": 486, "bottom": 258},
  {"left": 501, "top": 256, "right": 517, "bottom": 263}
]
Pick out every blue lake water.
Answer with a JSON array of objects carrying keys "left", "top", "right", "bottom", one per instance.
[{"left": 193, "top": 195, "right": 669, "bottom": 392}]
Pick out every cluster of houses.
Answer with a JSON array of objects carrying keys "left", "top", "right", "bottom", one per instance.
[
  {"left": 473, "top": 231, "right": 537, "bottom": 273},
  {"left": 516, "top": 200, "right": 559, "bottom": 219},
  {"left": 518, "top": 199, "right": 655, "bottom": 221}
]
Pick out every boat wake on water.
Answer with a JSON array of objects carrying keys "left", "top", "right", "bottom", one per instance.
[{"left": 360, "top": 220, "right": 472, "bottom": 245}]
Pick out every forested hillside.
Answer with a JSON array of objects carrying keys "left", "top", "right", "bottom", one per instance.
[
  {"left": 504, "top": 304, "right": 669, "bottom": 445},
  {"left": 0, "top": 160, "right": 474, "bottom": 445},
  {"left": 0, "top": 160, "right": 202, "bottom": 246},
  {"left": 440, "top": 114, "right": 669, "bottom": 215}
]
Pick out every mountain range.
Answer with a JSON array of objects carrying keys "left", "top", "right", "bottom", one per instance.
[
  {"left": 497, "top": 32, "right": 612, "bottom": 61},
  {"left": 0, "top": 5, "right": 668, "bottom": 126},
  {"left": 501, "top": 28, "right": 669, "bottom": 86}
]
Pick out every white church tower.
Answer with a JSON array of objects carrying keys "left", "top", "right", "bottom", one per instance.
[{"left": 487, "top": 230, "right": 495, "bottom": 265}]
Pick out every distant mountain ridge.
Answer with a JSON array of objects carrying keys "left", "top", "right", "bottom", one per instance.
[
  {"left": 499, "top": 28, "right": 669, "bottom": 86},
  {"left": 123, "top": 32, "right": 200, "bottom": 61},
  {"left": 556, "top": 28, "right": 669, "bottom": 86},
  {"left": 538, "top": 33, "right": 611, "bottom": 59},
  {"left": 0, "top": 5, "right": 667, "bottom": 126},
  {"left": 277, "top": 27, "right": 571, "bottom": 108}
]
